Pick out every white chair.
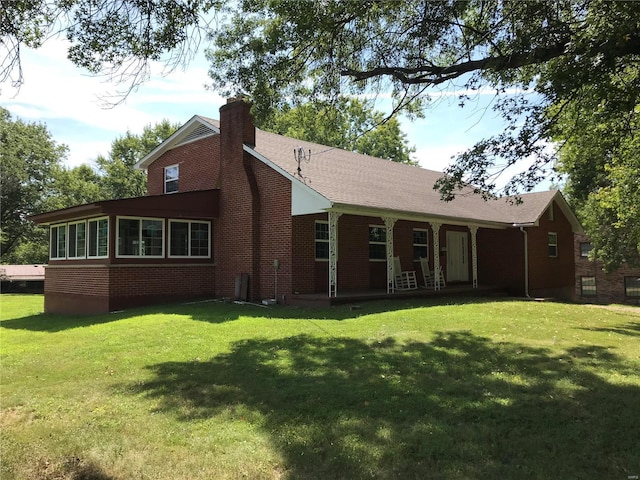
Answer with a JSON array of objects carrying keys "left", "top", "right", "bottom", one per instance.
[
  {"left": 393, "top": 256, "right": 418, "bottom": 290},
  {"left": 419, "top": 257, "right": 445, "bottom": 290}
]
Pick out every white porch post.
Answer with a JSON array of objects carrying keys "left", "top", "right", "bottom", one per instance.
[
  {"left": 328, "top": 211, "right": 342, "bottom": 297},
  {"left": 430, "top": 222, "right": 442, "bottom": 291},
  {"left": 383, "top": 217, "right": 396, "bottom": 293},
  {"left": 469, "top": 225, "right": 479, "bottom": 288}
]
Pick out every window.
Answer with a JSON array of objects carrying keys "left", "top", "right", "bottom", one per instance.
[
  {"left": 169, "top": 220, "right": 211, "bottom": 257},
  {"left": 547, "top": 203, "right": 554, "bottom": 221},
  {"left": 413, "top": 229, "right": 428, "bottom": 261},
  {"left": 548, "top": 232, "right": 558, "bottom": 257},
  {"left": 164, "top": 164, "right": 179, "bottom": 193},
  {"left": 67, "top": 221, "right": 87, "bottom": 259},
  {"left": 88, "top": 217, "right": 109, "bottom": 258},
  {"left": 580, "top": 242, "right": 593, "bottom": 258},
  {"left": 117, "top": 217, "right": 164, "bottom": 257},
  {"left": 369, "top": 225, "right": 386, "bottom": 260},
  {"left": 50, "top": 224, "right": 66, "bottom": 259},
  {"left": 315, "top": 221, "right": 329, "bottom": 260},
  {"left": 580, "top": 276, "right": 597, "bottom": 296},
  {"left": 625, "top": 277, "right": 640, "bottom": 298}
]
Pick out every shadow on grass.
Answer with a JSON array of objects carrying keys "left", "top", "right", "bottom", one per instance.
[
  {"left": 0, "top": 296, "right": 513, "bottom": 332},
  {"left": 126, "top": 331, "right": 640, "bottom": 480},
  {"left": 580, "top": 321, "right": 640, "bottom": 337}
]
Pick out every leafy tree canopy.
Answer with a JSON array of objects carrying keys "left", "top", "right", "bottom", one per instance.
[
  {"left": 259, "top": 98, "right": 416, "bottom": 164},
  {"left": 0, "top": 107, "right": 177, "bottom": 264},
  {"left": 1, "top": 0, "right": 220, "bottom": 99},
  {"left": 205, "top": 0, "right": 640, "bottom": 269},
  {"left": 0, "top": 107, "right": 67, "bottom": 263},
  {"left": 96, "top": 120, "right": 179, "bottom": 199},
  {"left": 5, "top": 0, "right": 640, "bottom": 267}
]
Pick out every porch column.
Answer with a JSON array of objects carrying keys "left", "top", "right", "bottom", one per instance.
[
  {"left": 383, "top": 217, "right": 397, "bottom": 293},
  {"left": 430, "top": 222, "right": 442, "bottom": 291},
  {"left": 469, "top": 225, "right": 478, "bottom": 288},
  {"left": 328, "top": 211, "right": 342, "bottom": 297}
]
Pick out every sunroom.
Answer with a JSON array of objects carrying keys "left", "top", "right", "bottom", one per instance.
[{"left": 30, "top": 190, "right": 219, "bottom": 314}]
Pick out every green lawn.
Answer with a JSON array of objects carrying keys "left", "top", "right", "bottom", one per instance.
[{"left": 1, "top": 294, "right": 639, "bottom": 480}]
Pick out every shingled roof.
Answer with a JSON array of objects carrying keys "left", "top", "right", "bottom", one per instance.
[{"left": 142, "top": 115, "right": 581, "bottom": 231}]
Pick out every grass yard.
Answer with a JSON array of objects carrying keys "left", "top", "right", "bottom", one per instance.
[{"left": 1, "top": 294, "right": 639, "bottom": 480}]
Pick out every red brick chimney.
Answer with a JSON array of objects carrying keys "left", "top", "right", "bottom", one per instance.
[
  {"left": 217, "top": 97, "right": 260, "bottom": 300},
  {"left": 219, "top": 97, "right": 255, "bottom": 151}
]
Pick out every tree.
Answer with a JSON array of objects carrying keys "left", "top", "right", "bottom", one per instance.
[
  {"left": 0, "top": 107, "right": 68, "bottom": 263},
  {"left": 95, "top": 120, "right": 179, "bottom": 199},
  {"left": 205, "top": 0, "right": 640, "bottom": 269},
  {"left": 260, "top": 99, "right": 416, "bottom": 164},
  {"left": 1, "top": 0, "right": 219, "bottom": 101}
]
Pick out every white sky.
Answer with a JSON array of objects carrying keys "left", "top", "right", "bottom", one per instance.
[{"left": 2, "top": 37, "right": 545, "bottom": 190}]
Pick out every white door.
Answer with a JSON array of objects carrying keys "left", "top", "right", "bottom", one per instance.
[{"left": 446, "top": 231, "right": 469, "bottom": 282}]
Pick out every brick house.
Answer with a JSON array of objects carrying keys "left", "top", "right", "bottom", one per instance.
[
  {"left": 32, "top": 98, "right": 586, "bottom": 314},
  {"left": 574, "top": 234, "right": 640, "bottom": 305}
]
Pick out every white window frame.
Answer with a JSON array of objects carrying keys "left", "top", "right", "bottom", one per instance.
[
  {"left": 168, "top": 220, "right": 211, "bottom": 258},
  {"left": 314, "top": 220, "right": 330, "bottom": 261},
  {"left": 67, "top": 220, "right": 87, "bottom": 259},
  {"left": 88, "top": 217, "right": 110, "bottom": 259},
  {"left": 50, "top": 224, "right": 67, "bottom": 260},
  {"left": 164, "top": 164, "right": 179, "bottom": 194},
  {"left": 548, "top": 232, "right": 558, "bottom": 258},
  {"left": 116, "top": 216, "right": 165, "bottom": 258},
  {"left": 369, "top": 225, "right": 387, "bottom": 262},
  {"left": 413, "top": 228, "right": 429, "bottom": 261}
]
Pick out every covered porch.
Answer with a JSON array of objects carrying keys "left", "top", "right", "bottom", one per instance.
[
  {"left": 305, "top": 207, "right": 518, "bottom": 301},
  {"left": 285, "top": 283, "right": 508, "bottom": 308}
]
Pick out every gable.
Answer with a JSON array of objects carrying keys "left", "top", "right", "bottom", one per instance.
[{"left": 135, "top": 116, "right": 220, "bottom": 171}]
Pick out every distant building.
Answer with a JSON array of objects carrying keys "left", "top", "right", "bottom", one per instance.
[
  {"left": 0, "top": 265, "right": 45, "bottom": 293},
  {"left": 574, "top": 234, "right": 640, "bottom": 306}
]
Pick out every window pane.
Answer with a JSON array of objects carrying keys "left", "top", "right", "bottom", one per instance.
[
  {"left": 68, "top": 224, "right": 77, "bottom": 257},
  {"left": 315, "top": 241, "right": 329, "bottom": 260},
  {"left": 97, "top": 219, "right": 108, "bottom": 257},
  {"left": 625, "top": 277, "right": 640, "bottom": 298},
  {"left": 369, "top": 227, "right": 386, "bottom": 243},
  {"left": 165, "top": 165, "right": 179, "bottom": 193},
  {"left": 190, "top": 223, "right": 209, "bottom": 257},
  {"left": 581, "top": 276, "right": 596, "bottom": 296},
  {"left": 315, "top": 222, "right": 329, "bottom": 240},
  {"left": 369, "top": 243, "right": 386, "bottom": 260},
  {"left": 170, "top": 222, "right": 189, "bottom": 256},
  {"left": 548, "top": 233, "right": 558, "bottom": 257},
  {"left": 88, "top": 221, "right": 98, "bottom": 257},
  {"left": 142, "top": 220, "right": 163, "bottom": 256},
  {"left": 413, "top": 245, "right": 428, "bottom": 260},
  {"left": 118, "top": 219, "right": 140, "bottom": 256},
  {"left": 413, "top": 230, "right": 427, "bottom": 245},
  {"left": 57, "top": 226, "right": 66, "bottom": 258},
  {"left": 580, "top": 242, "right": 593, "bottom": 257},
  {"left": 75, "top": 222, "right": 86, "bottom": 257}
]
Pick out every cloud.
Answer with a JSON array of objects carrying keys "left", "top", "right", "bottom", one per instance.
[{"left": 2, "top": 38, "right": 223, "bottom": 167}]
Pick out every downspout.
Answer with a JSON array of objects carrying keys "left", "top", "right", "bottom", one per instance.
[{"left": 519, "top": 227, "right": 530, "bottom": 298}]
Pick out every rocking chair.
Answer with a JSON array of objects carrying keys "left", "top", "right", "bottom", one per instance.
[
  {"left": 393, "top": 256, "right": 418, "bottom": 291},
  {"left": 419, "top": 257, "right": 446, "bottom": 289}
]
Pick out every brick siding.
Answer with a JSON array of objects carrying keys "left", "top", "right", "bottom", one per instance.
[{"left": 574, "top": 233, "right": 640, "bottom": 305}]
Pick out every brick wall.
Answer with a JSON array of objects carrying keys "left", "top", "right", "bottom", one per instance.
[
  {"left": 147, "top": 135, "right": 221, "bottom": 195},
  {"left": 574, "top": 233, "right": 640, "bottom": 305},
  {"left": 216, "top": 100, "right": 260, "bottom": 300},
  {"left": 43, "top": 264, "right": 215, "bottom": 314},
  {"left": 477, "top": 228, "right": 525, "bottom": 294},
  {"left": 527, "top": 201, "right": 575, "bottom": 299}
]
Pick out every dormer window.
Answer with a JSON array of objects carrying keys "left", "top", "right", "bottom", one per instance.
[{"left": 164, "top": 165, "right": 179, "bottom": 193}]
